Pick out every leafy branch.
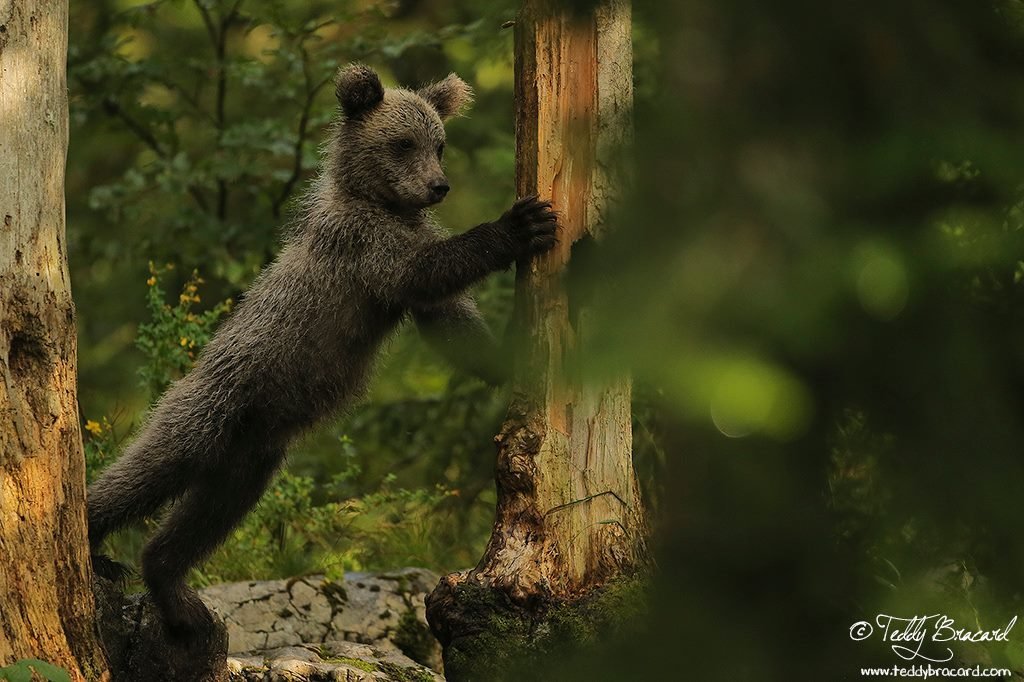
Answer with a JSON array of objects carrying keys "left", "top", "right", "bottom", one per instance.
[
  {"left": 272, "top": 42, "right": 334, "bottom": 218},
  {"left": 94, "top": 92, "right": 211, "bottom": 212}
]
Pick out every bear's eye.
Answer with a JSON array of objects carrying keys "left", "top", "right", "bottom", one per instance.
[
  {"left": 396, "top": 138, "right": 415, "bottom": 152},
  {"left": 437, "top": 143, "right": 445, "bottom": 159}
]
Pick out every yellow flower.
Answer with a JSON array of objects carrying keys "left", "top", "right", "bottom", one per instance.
[
  {"left": 85, "top": 420, "right": 103, "bottom": 437},
  {"left": 180, "top": 337, "right": 189, "bottom": 347},
  {"left": 146, "top": 276, "right": 156, "bottom": 287}
]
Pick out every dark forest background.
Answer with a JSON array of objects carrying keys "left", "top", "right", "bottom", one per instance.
[{"left": 69, "top": 0, "right": 1024, "bottom": 677}]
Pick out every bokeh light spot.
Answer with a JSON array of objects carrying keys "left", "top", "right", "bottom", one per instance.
[{"left": 854, "top": 242, "right": 909, "bottom": 320}]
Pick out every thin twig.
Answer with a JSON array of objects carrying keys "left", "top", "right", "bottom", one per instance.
[
  {"left": 155, "top": 76, "right": 216, "bottom": 125},
  {"left": 192, "top": 0, "right": 218, "bottom": 47},
  {"left": 102, "top": 97, "right": 164, "bottom": 155},
  {"left": 98, "top": 94, "right": 210, "bottom": 211},
  {"left": 227, "top": 0, "right": 245, "bottom": 22},
  {"left": 272, "top": 47, "right": 331, "bottom": 218},
  {"left": 214, "top": 18, "right": 229, "bottom": 220},
  {"left": 211, "top": 0, "right": 246, "bottom": 222}
]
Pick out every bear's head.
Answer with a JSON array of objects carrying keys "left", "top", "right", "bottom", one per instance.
[{"left": 332, "top": 64, "right": 473, "bottom": 210}]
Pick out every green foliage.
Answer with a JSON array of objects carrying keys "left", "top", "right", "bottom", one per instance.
[
  {"left": 555, "top": 1, "right": 1024, "bottom": 679},
  {"left": 68, "top": 0, "right": 519, "bottom": 287},
  {"left": 135, "top": 264, "right": 232, "bottom": 398},
  {"left": 194, "top": 459, "right": 459, "bottom": 586},
  {"left": 393, "top": 606, "right": 438, "bottom": 669},
  {"left": 0, "top": 660, "right": 70, "bottom": 682},
  {"left": 323, "top": 657, "right": 377, "bottom": 674},
  {"left": 83, "top": 416, "right": 118, "bottom": 485},
  {"left": 325, "top": 471, "right": 460, "bottom": 573}
]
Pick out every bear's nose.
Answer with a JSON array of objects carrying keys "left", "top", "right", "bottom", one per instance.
[{"left": 429, "top": 181, "right": 450, "bottom": 199}]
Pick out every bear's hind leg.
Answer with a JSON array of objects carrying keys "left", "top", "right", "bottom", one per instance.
[
  {"left": 87, "top": 438, "right": 196, "bottom": 559},
  {"left": 140, "top": 451, "right": 280, "bottom": 637}
]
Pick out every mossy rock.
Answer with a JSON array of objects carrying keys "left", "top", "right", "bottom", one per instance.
[
  {"left": 394, "top": 607, "right": 438, "bottom": 669},
  {"left": 435, "top": 577, "right": 648, "bottom": 682}
]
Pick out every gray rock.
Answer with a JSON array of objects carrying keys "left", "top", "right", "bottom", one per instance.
[
  {"left": 200, "top": 568, "right": 442, "bottom": 671},
  {"left": 226, "top": 641, "right": 442, "bottom": 682},
  {"left": 94, "top": 569, "right": 445, "bottom": 681}
]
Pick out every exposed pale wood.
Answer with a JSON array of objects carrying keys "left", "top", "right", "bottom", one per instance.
[
  {"left": 0, "top": 1, "right": 110, "bottom": 678},
  {"left": 474, "top": 0, "right": 646, "bottom": 604}
]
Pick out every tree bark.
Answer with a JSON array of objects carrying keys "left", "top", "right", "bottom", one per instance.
[
  {"left": 427, "top": 1, "right": 646, "bottom": 677},
  {"left": 0, "top": 1, "right": 110, "bottom": 679}
]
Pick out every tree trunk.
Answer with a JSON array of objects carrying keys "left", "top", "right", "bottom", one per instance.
[
  {"left": 0, "top": 2, "right": 110, "bottom": 679},
  {"left": 427, "top": 1, "right": 647, "bottom": 678}
]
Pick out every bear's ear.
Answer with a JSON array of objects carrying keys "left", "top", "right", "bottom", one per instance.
[
  {"left": 335, "top": 64, "right": 384, "bottom": 119},
  {"left": 418, "top": 73, "right": 474, "bottom": 120}
]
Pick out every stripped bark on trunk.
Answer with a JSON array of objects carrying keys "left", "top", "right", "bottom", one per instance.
[{"left": 427, "top": 1, "right": 647, "bottom": 676}]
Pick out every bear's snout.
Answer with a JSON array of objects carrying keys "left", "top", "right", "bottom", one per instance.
[{"left": 428, "top": 179, "right": 450, "bottom": 203}]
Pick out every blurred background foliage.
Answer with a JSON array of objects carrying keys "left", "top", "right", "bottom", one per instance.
[
  {"left": 69, "top": 0, "right": 1024, "bottom": 678},
  {"left": 581, "top": 0, "right": 1024, "bottom": 678}
]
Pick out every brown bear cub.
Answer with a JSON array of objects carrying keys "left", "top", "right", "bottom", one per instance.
[{"left": 87, "top": 64, "right": 558, "bottom": 637}]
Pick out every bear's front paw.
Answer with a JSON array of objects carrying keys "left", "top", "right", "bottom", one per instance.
[{"left": 497, "top": 195, "right": 558, "bottom": 257}]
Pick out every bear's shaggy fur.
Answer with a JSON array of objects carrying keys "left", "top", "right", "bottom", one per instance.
[{"left": 87, "top": 64, "right": 557, "bottom": 637}]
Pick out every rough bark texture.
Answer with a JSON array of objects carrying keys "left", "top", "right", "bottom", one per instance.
[
  {"left": 427, "top": 1, "right": 646, "bottom": 678},
  {"left": 0, "top": 1, "right": 110, "bottom": 679},
  {"left": 485, "top": 0, "right": 643, "bottom": 603}
]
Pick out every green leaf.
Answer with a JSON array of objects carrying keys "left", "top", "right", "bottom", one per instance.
[{"left": 0, "top": 660, "right": 70, "bottom": 682}]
